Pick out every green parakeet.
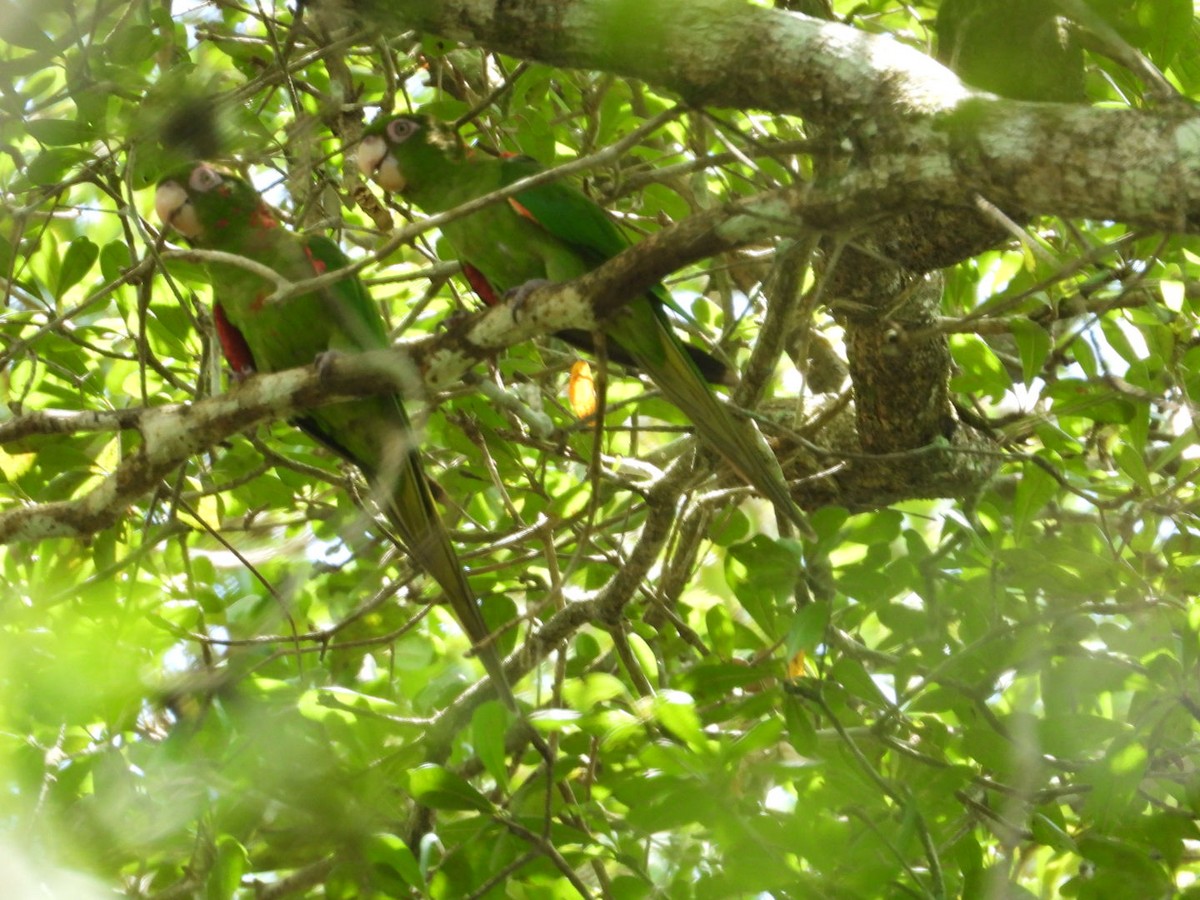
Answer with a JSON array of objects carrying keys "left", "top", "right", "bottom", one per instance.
[
  {"left": 357, "top": 116, "right": 811, "bottom": 537},
  {"left": 937, "top": 0, "right": 1085, "bottom": 102},
  {"left": 155, "top": 163, "right": 524, "bottom": 711}
]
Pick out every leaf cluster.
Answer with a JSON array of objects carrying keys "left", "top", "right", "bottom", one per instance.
[{"left": 2, "top": 1, "right": 1200, "bottom": 898}]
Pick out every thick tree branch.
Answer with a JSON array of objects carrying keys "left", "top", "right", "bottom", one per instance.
[
  {"left": 322, "top": 0, "right": 1200, "bottom": 237},
  {"left": 0, "top": 351, "right": 418, "bottom": 543},
  {"left": 18, "top": 0, "right": 1200, "bottom": 541},
  {"left": 322, "top": 0, "right": 968, "bottom": 121}
]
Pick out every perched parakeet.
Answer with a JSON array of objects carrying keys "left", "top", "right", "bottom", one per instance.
[
  {"left": 937, "top": 0, "right": 1085, "bottom": 103},
  {"left": 155, "top": 163, "right": 524, "bottom": 711},
  {"left": 357, "top": 116, "right": 811, "bottom": 536}
]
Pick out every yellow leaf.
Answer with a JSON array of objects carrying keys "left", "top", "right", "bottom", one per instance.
[
  {"left": 568, "top": 359, "right": 598, "bottom": 420},
  {"left": 0, "top": 447, "right": 37, "bottom": 482},
  {"left": 178, "top": 491, "right": 221, "bottom": 530},
  {"left": 786, "top": 650, "right": 807, "bottom": 680}
]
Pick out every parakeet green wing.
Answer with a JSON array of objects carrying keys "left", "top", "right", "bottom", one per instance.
[
  {"left": 510, "top": 177, "right": 809, "bottom": 534},
  {"left": 155, "top": 163, "right": 527, "bottom": 714},
  {"left": 358, "top": 117, "right": 811, "bottom": 536}
]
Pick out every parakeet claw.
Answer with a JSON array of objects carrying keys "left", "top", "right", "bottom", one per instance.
[
  {"left": 437, "top": 308, "right": 472, "bottom": 331},
  {"left": 313, "top": 349, "right": 342, "bottom": 379},
  {"left": 503, "top": 279, "right": 553, "bottom": 321}
]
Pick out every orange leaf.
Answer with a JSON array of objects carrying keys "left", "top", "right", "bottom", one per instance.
[
  {"left": 786, "top": 650, "right": 807, "bottom": 680},
  {"left": 568, "top": 360, "right": 598, "bottom": 420}
]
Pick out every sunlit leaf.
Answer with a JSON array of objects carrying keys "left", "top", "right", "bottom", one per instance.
[
  {"left": 26, "top": 119, "right": 95, "bottom": 146},
  {"left": 407, "top": 765, "right": 493, "bottom": 812},
  {"left": 55, "top": 236, "right": 98, "bottom": 297}
]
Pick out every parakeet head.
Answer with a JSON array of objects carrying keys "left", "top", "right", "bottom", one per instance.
[
  {"left": 155, "top": 163, "right": 270, "bottom": 244},
  {"left": 357, "top": 115, "right": 460, "bottom": 194}
]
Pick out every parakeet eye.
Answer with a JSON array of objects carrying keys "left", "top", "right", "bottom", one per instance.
[
  {"left": 386, "top": 118, "right": 420, "bottom": 144},
  {"left": 189, "top": 165, "right": 224, "bottom": 193}
]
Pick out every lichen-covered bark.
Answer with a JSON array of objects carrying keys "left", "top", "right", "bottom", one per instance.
[
  {"left": 17, "top": 0, "right": 1196, "bottom": 539},
  {"left": 320, "top": 0, "right": 968, "bottom": 120},
  {"left": 0, "top": 351, "right": 418, "bottom": 543},
  {"left": 316, "top": 0, "right": 1200, "bottom": 233},
  {"left": 313, "top": 0, "right": 1200, "bottom": 519}
]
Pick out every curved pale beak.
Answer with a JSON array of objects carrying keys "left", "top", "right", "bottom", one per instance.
[
  {"left": 155, "top": 181, "right": 201, "bottom": 238},
  {"left": 356, "top": 135, "right": 404, "bottom": 192}
]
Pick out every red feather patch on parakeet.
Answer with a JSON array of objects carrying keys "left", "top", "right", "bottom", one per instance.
[
  {"left": 154, "top": 162, "right": 530, "bottom": 711},
  {"left": 356, "top": 116, "right": 811, "bottom": 536}
]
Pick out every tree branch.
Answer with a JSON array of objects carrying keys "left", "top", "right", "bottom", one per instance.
[
  {"left": 0, "top": 350, "right": 419, "bottom": 543},
  {"left": 320, "top": 0, "right": 1200, "bottom": 236},
  {"left": 322, "top": 0, "right": 969, "bottom": 120}
]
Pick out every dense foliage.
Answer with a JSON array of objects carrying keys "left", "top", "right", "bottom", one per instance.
[{"left": 2, "top": 0, "right": 1199, "bottom": 897}]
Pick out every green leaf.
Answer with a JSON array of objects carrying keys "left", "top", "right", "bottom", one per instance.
[
  {"left": 26, "top": 118, "right": 95, "bottom": 146},
  {"left": 1100, "top": 317, "right": 1142, "bottom": 367},
  {"left": 561, "top": 676, "right": 628, "bottom": 710},
  {"left": 1038, "top": 713, "right": 1126, "bottom": 758},
  {"left": 627, "top": 631, "right": 659, "bottom": 684},
  {"left": 729, "top": 715, "right": 786, "bottom": 759},
  {"left": 950, "top": 334, "right": 1011, "bottom": 400},
  {"left": 512, "top": 115, "right": 557, "bottom": 163},
  {"left": 705, "top": 604, "right": 735, "bottom": 659},
  {"left": 1114, "top": 443, "right": 1152, "bottom": 493},
  {"left": 1074, "top": 832, "right": 1170, "bottom": 896},
  {"left": 725, "top": 536, "right": 803, "bottom": 639},
  {"left": 0, "top": 0, "right": 54, "bottom": 50},
  {"left": 104, "top": 23, "right": 158, "bottom": 63},
  {"left": 621, "top": 778, "right": 719, "bottom": 834},
  {"left": 480, "top": 592, "right": 519, "bottom": 657},
  {"left": 651, "top": 691, "right": 706, "bottom": 751},
  {"left": 785, "top": 601, "right": 829, "bottom": 659},
  {"left": 56, "top": 236, "right": 98, "bottom": 297},
  {"left": 1083, "top": 739, "right": 1150, "bottom": 829},
  {"left": 829, "top": 657, "right": 887, "bottom": 705},
  {"left": 1012, "top": 459, "right": 1057, "bottom": 540},
  {"left": 684, "top": 661, "right": 774, "bottom": 699},
  {"left": 206, "top": 836, "right": 248, "bottom": 900},
  {"left": 471, "top": 701, "right": 510, "bottom": 789},
  {"left": 407, "top": 764, "right": 493, "bottom": 812},
  {"left": 1009, "top": 318, "right": 1051, "bottom": 383},
  {"left": 1030, "top": 812, "right": 1078, "bottom": 853},
  {"left": 783, "top": 693, "right": 818, "bottom": 754},
  {"left": 708, "top": 504, "right": 750, "bottom": 545},
  {"left": 23, "top": 147, "right": 95, "bottom": 187},
  {"left": 99, "top": 239, "right": 132, "bottom": 284},
  {"left": 0, "top": 233, "right": 13, "bottom": 277},
  {"left": 365, "top": 833, "right": 425, "bottom": 892},
  {"left": 1137, "top": 0, "right": 1193, "bottom": 66},
  {"left": 842, "top": 508, "right": 902, "bottom": 545},
  {"left": 1044, "top": 379, "right": 1135, "bottom": 423},
  {"left": 1160, "top": 278, "right": 1186, "bottom": 312}
]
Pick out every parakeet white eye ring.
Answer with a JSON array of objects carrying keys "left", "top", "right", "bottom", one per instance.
[
  {"left": 386, "top": 118, "right": 419, "bottom": 143},
  {"left": 189, "top": 165, "right": 224, "bottom": 192}
]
